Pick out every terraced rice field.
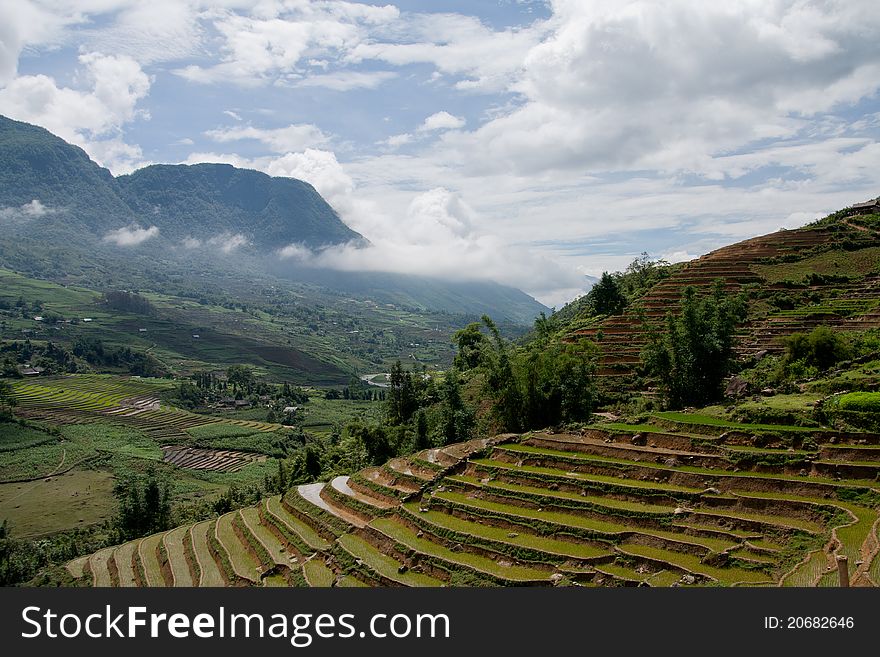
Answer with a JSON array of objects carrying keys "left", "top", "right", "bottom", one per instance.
[
  {"left": 112, "top": 540, "right": 140, "bottom": 587},
  {"left": 163, "top": 526, "right": 195, "bottom": 587},
  {"left": 190, "top": 521, "right": 226, "bottom": 586},
  {"left": 161, "top": 445, "right": 265, "bottom": 472},
  {"left": 70, "top": 424, "right": 880, "bottom": 587},
  {"left": 214, "top": 512, "right": 261, "bottom": 584},
  {"left": 10, "top": 375, "right": 283, "bottom": 442}
]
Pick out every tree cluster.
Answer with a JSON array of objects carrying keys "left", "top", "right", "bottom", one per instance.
[{"left": 642, "top": 281, "right": 746, "bottom": 408}]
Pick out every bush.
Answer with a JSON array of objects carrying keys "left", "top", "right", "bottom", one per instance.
[
  {"left": 782, "top": 326, "right": 851, "bottom": 371},
  {"left": 836, "top": 392, "right": 880, "bottom": 413}
]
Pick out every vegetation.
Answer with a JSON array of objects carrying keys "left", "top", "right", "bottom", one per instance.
[
  {"left": 111, "top": 470, "right": 172, "bottom": 543},
  {"left": 2, "top": 131, "right": 880, "bottom": 590},
  {"left": 642, "top": 282, "right": 746, "bottom": 408}
]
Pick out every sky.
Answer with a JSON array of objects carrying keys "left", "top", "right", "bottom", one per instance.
[{"left": 0, "top": 0, "right": 879, "bottom": 308}]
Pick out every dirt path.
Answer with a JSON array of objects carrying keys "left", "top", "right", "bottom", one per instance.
[{"left": 298, "top": 482, "right": 364, "bottom": 528}]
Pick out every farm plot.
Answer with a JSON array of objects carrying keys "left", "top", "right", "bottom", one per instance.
[
  {"left": 369, "top": 516, "right": 551, "bottom": 584},
  {"left": 263, "top": 495, "right": 330, "bottom": 552},
  {"left": 138, "top": 532, "right": 168, "bottom": 587},
  {"left": 214, "top": 512, "right": 261, "bottom": 584},
  {"left": 190, "top": 521, "right": 226, "bottom": 587},
  {"left": 336, "top": 534, "right": 442, "bottom": 587},
  {"left": 161, "top": 445, "right": 265, "bottom": 473},
  {"left": 303, "top": 560, "right": 335, "bottom": 587},
  {"left": 112, "top": 541, "right": 141, "bottom": 587},
  {"left": 163, "top": 525, "right": 195, "bottom": 587}
]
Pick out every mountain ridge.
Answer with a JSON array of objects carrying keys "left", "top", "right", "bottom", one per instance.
[{"left": 0, "top": 114, "right": 548, "bottom": 324}]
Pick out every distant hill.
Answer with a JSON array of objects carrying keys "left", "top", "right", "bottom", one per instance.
[{"left": 275, "top": 265, "right": 548, "bottom": 325}]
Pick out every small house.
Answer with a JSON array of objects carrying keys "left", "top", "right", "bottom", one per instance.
[{"left": 847, "top": 197, "right": 880, "bottom": 216}]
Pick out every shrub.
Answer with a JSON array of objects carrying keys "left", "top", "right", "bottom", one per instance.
[{"left": 782, "top": 326, "right": 851, "bottom": 371}]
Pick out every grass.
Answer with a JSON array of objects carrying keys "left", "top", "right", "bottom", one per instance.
[
  {"left": 470, "top": 458, "right": 705, "bottom": 495},
  {"left": 869, "top": 523, "right": 880, "bottom": 586},
  {"left": 831, "top": 502, "right": 878, "bottom": 565},
  {"left": 265, "top": 496, "right": 330, "bottom": 551},
  {"left": 652, "top": 412, "right": 820, "bottom": 433},
  {"left": 370, "top": 516, "right": 550, "bottom": 583},
  {"left": 402, "top": 501, "right": 611, "bottom": 560},
  {"left": 162, "top": 525, "right": 194, "bottom": 587},
  {"left": 240, "top": 506, "right": 291, "bottom": 568},
  {"left": 691, "top": 509, "right": 824, "bottom": 534},
  {"left": 0, "top": 469, "right": 115, "bottom": 537},
  {"left": 189, "top": 521, "right": 225, "bottom": 586},
  {"left": 497, "top": 443, "right": 877, "bottom": 488},
  {"left": 782, "top": 549, "right": 828, "bottom": 587},
  {"left": 112, "top": 540, "right": 140, "bottom": 587},
  {"left": 214, "top": 512, "right": 261, "bottom": 582},
  {"left": 185, "top": 423, "right": 270, "bottom": 440},
  {"left": 336, "top": 533, "right": 442, "bottom": 587},
  {"left": 138, "top": 532, "right": 167, "bottom": 587},
  {"left": 752, "top": 246, "right": 880, "bottom": 283},
  {"left": 89, "top": 547, "right": 115, "bottom": 587},
  {"left": 619, "top": 544, "right": 774, "bottom": 585},
  {"left": 0, "top": 422, "right": 60, "bottom": 452},
  {"left": 303, "top": 560, "right": 335, "bottom": 587}
]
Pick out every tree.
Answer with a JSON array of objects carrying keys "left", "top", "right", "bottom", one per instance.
[
  {"left": 587, "top": 272, "right": 626, "bottom": 316},
  {"left": 386, "top": 360, "right": 421, "bottom": 426},
  {"left": 348, "top": 423, "right": 397, "bottom": 465},
  {"left": 414, "top": 409, "right": 430, "bottom": 450},
  {"left": 439, "top": 367, "right": 474, "bottom": 445},
  {"left": 642, "top": 281, "right": 746, "bottom": 408},
  {"left": 0, "top": 380, "right": 16, "bottom": 420},
  {"left": 226, "top": 364, "right": 255, "bottom": 394},
  {"left": 478, "top": 315, "right": 595, "bottom": 432},
  {"left": 453, "top": 322, "right": 489, "bottom": 370},
  {"left": 479, "top": 316, "right": 524, "bottom": 432},
  {"left": 112, "top": 471, "right": 172, "bottom": 542}
]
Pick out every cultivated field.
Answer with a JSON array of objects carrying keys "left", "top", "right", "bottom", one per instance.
[{"left": 68, "top": 416, "right": 880, "bottom": 587}]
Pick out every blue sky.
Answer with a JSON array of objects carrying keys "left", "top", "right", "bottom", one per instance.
[{"left": 1, "top": 0, "right": 879, "bottom": 307}]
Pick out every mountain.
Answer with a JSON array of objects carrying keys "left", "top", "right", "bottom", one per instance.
[
  {"left": 0, "top": 115, "right": 361, "bottom": 251},
  {"left": 117, "top": 163, "right": 362, "bottom": 250},
  {"left": 0, "top": 115, "right": 140, "bottom": 234},
  {"left": 0, "top": 114, "right": 546, "bottom": 324}
]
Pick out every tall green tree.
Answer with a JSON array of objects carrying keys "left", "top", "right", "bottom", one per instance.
[
  {"left": 588, "top": 272, "right": 626, "bottom": 316},
  {"left": 453, "top": 322, "right": 489, "bottom": 370},
  {"left": 226, "top": 364, "right": 255, "bottom": 394},
  {"left": 439, "top": 367, "right": 474, "bottom": 445},
  {"left": 0, "top": 380, "right": 16, "bottom": 420},
  {"left": 479, "top": 315, "right": 595, "bottom": 432},
  {"left": 386, "top": 360, "right": 422, "bottom": 426},
  {"left": 112, "top": 471, "right": 172, "bottom": 542},
  {"left": 642, "top": 281, "right": 746, "bottom": 408}
]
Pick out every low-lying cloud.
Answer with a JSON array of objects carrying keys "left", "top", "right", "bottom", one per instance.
[
  {"left": 181, "top": 232, "right": 249, "bottom": 254},
  {"left": 103, "top": 224, "right": 159, "bottom": 246},
  {"left": 0, "top": 198, "right": 55, "bottom": 221}
]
